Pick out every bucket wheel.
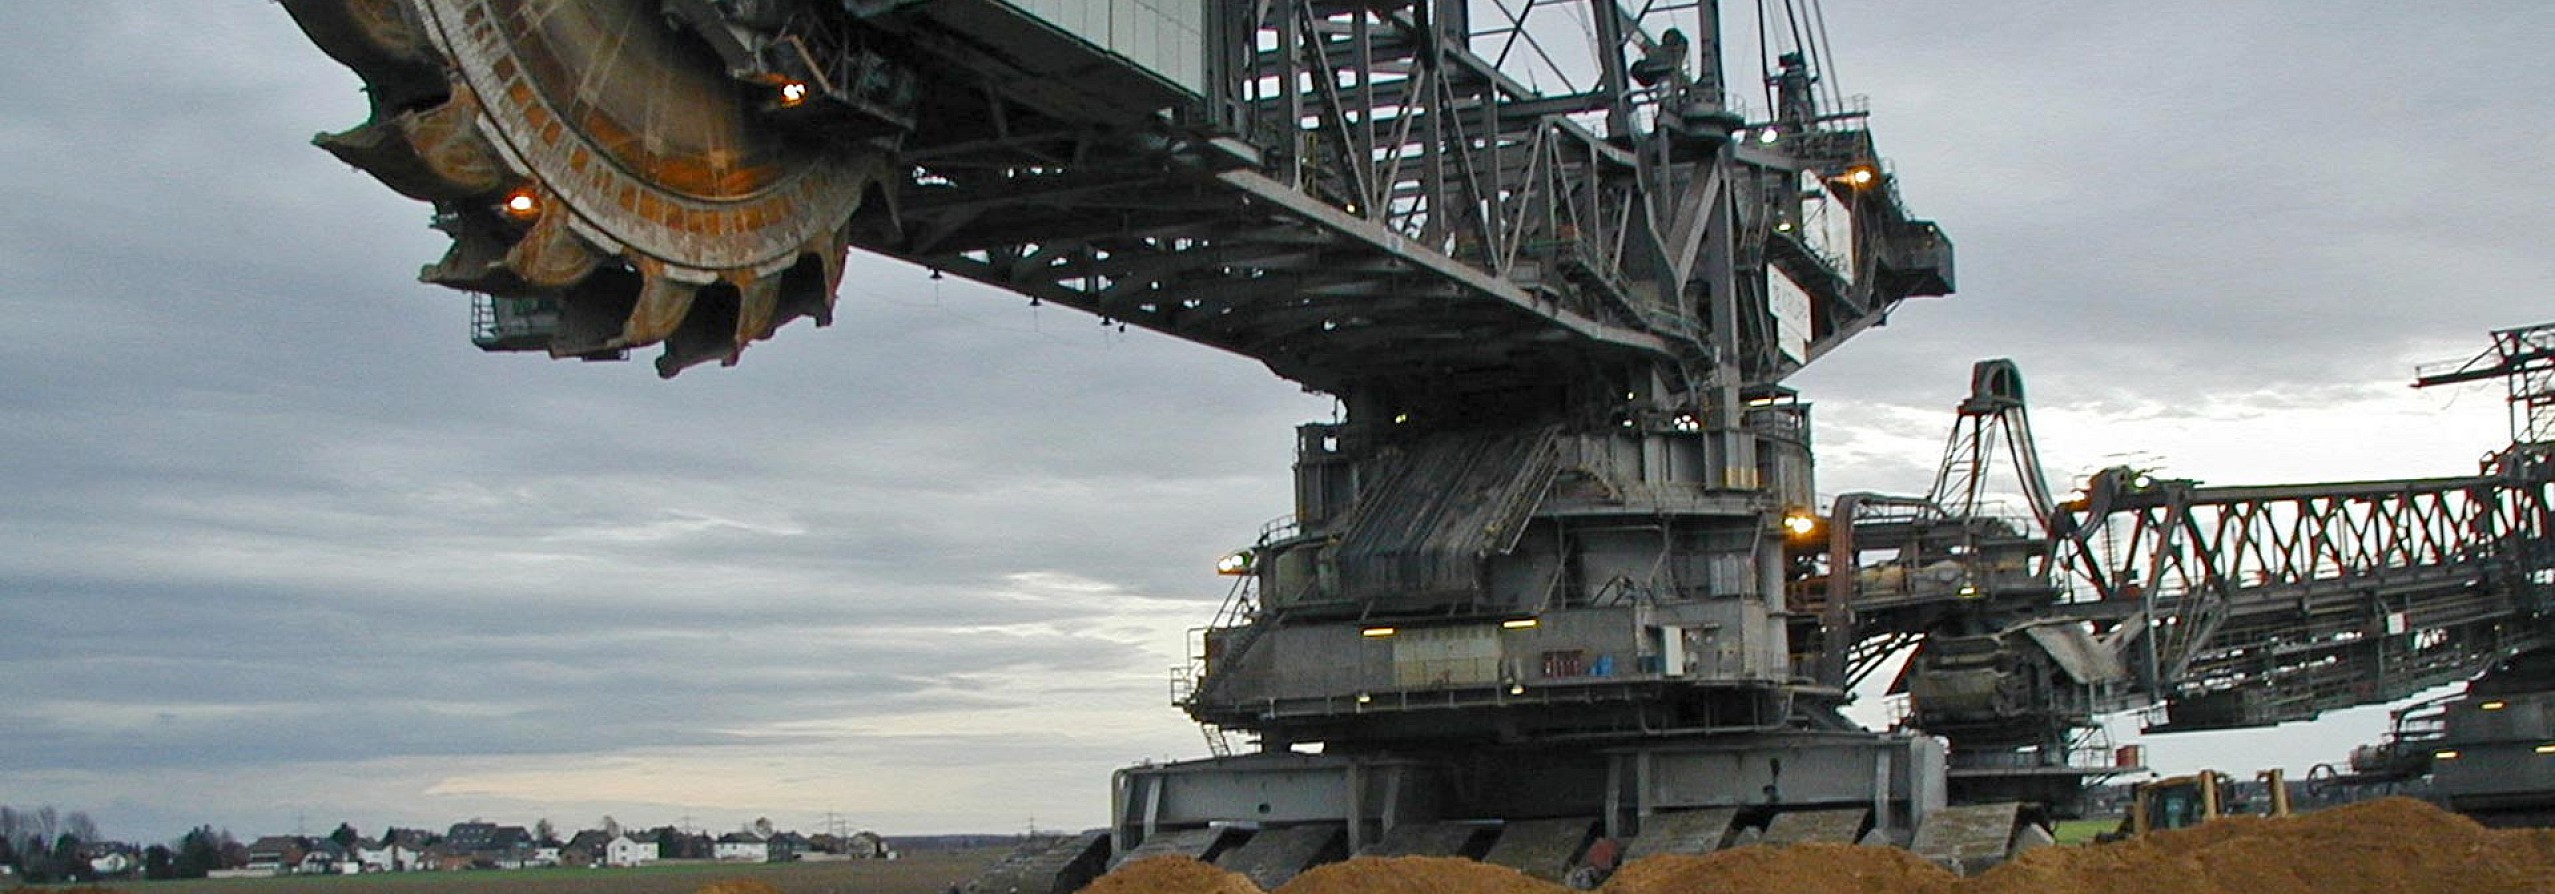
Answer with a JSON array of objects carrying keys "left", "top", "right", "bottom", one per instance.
[{"left": 282, "top": 0, "right": 887, "bottom": 375}]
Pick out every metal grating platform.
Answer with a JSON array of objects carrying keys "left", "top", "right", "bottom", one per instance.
[
  {"left": 1110, "top": 826, "right": 1235, "bottom": 869},
  {"left": 1759, "top": 808, "right": 1870, "bottom": 845},
  {"left": 1624, "top": 807, "right": 1740, "bottom": 860},
  {"left": 1213, "top": 824, "right": 1342, "bottom": 890},
  {"left": 1359, "top": 821, "right": 1490, "bottom": 858},
  {"left": 965, "top": 832, "right": 1109, "bottom": 894},
  {"left": 1912, "top": 802, "right": 2026, "bottom": 875},
  {"left": 1479, "top": 817, "right": 1595, "bottom": 882}
]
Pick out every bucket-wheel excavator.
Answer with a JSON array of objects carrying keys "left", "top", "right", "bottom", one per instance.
[{"left": 273, "top": 0, "right": 2554, "bottom": 889}]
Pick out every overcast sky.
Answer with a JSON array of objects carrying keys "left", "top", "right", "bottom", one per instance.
[{"left": 1, "top": 1, "right": 2547, "bottom": 845}]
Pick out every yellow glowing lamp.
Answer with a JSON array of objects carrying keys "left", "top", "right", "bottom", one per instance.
[
  {"left": 1782, "top": 512, "right": 1821, "bottom": 539},
  {"left": 778, "top": 80, "right": 811, "bottom": 107},
  {"left": 2434, "top": 749, "right": 2461, "bottom": 760},
  {"left": 2481, "top": 700, "right": 2508, "bottom": 711},
  {"left": 1215, "top": 549, "right": 1256, "bottom": 576},
  {"left": 498, "top": 187, "right": 542, "bottom": 220},
  {"left": 1362, "top": 626, "right": 1398, "bottom": 638},
  {"left": 1841, "top": 163, "right": 1880, "bottom": 187}
]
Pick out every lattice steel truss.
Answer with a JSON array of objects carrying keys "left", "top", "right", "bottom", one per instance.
[
  {"left": 2052, "top": 463, "right": 2555, "bottom": 730},
  {"left": 2417, "top": 322, "right": 2555, "bottom": 447},
  {"left": 844, "top": 0, "right": 1951, "bottom": 403}
]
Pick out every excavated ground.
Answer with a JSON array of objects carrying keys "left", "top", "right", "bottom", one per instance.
[{"left": 1089, "top": 799, "right": 2555, "bottom": 894}]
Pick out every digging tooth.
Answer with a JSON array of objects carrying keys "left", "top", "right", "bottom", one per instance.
[
  {"left": 620, "top": 260, "right": 704, "bottom": 349},
  {"left": 806, "top": 237, "right": 850, "bottom": 327},
  {"left": 731, "top": 271, "right": 784, "bottom": 351},
  {"left": 278, "top": 0, "right": 446, "bottom": 114},
  {"left": 418, "top": 210, "right": 515, "bottom": 291},
  {"left": 503, "top": 204, "right": 606, "bottom": 289},
  {"left": 656, "top": 283, "right": 744, "bottom": 378},
  {"left": 315, "top": 84, "right": 505, "bottom": 201},
  {"left": 767, "top": 272, "right": 817, "bottom": 333},
  {"left": 760, "top": 248, "right": 841, "bottom": 337},
  {"left": 547, "top": 268, "right": 641, "bottom": 358},
  {"left": 394, "top": 84, "right": 506, "bottom": 196},
  {"left": 311, "top": 116, "right": 444, "bottom": 202}
]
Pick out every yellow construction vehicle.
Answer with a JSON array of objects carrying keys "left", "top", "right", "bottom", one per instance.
[{"left": 2125, "top": 769, "right": 2291, "bottom": 836}]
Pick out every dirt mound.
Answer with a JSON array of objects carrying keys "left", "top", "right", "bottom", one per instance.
[
  {"left": 693, "top": 880, "right": 784, "bottom": 894},
  {"left": 1967, "top": 798, "right": 2555, "bottom": 894},
  {"left": 1087, "top": 800, "right": 2555, "bottom": 894},
  {"left": 1276, "top": 856, "right": 1560, "bottom": 894},
  {"left": 1084, "top": 856, "right": 1264, "bottom": 894},
  {"left": 1602, "top": 842, "right": 1957, "bottom": 894}
]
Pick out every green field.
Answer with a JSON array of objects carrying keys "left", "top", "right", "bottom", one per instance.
[
  {"left": 21, "top": 850, "right": 1008, "bottom": 894},
  {"left": 2051, "top": 817, "right": 2121, "bottom": 845}
]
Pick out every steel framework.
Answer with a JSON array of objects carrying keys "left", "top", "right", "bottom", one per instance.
[
  {"left": 2416, "top": 321, "right": 2555, "bottom": 447},
  {"left": 834, "top": 0, "right": 1952, "bottom": 401},
  {"left": 2051, "top": 459, "right": 2555, "bottom": 731},
  {"left": 1799, "top": 361, "right": 2555, "bottom": 809},
  {"left": 274, "top": 0, "right": 2555, "bottom": 875}
]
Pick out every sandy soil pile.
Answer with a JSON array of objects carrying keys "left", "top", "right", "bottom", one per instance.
[
  {"left": 1279, "top": 855, "right": 1564, "bottom": 894},
  {"left": 1604, "top": 841, "right": 1956, "bottom": 894},
  {"left": 1086, "top": 855, "right": 1264, "bottom": 894},
  {"left": 693, "top": 880, "right": 786, "bottom": 894},
  {"left": 1968, "top": 798, "right": 2555, "bottom": 894},
  {"left": 1088, "top": 799, "right": 2555, "bottom": 894}
]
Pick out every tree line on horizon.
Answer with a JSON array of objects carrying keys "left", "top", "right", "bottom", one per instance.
[
  {"left": 0, "top": 805, "right": 236, "bottom": 884},
  {"left": 0, "top": 805, "right": 967, "bottom": 883}
]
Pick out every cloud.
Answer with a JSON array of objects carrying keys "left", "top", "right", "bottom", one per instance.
[{"left": 1795, "top": 0, "right": 2555, "bottom": 407}]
